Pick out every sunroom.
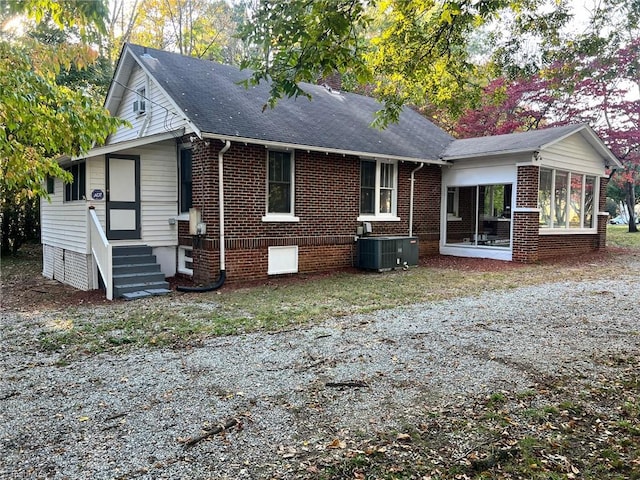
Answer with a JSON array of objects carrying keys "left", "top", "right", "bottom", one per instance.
[
  {"left": 440, "top": 163, "right": 516, "bottom": 261},
  {"left": 439, "top": 124, "right": 622, "bottom": 263}
]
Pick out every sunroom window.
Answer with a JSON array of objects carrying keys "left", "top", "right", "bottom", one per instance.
[
  {"left": 539, "top": 167, "right": 596, "bottom": 229},
  {"left": 359, "top": 159, "right": 397, "bottom": 218},
  {"left": 447, "top": 187, "right": 460, "bottom": 218}
]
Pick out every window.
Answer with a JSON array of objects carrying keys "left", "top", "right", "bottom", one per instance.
[
  {"left": 359, "top": 159, "right": 397, "bottom": 218},
  {"left": 267, "top": 150, "right": 294, "bottom": 215},
  {"left": 447, "top": 187, "right": 459, "bottom": 218},
  {"left": 64, "top": 162, "right": 86, "bottom": 202},
  {"left": 133, "top": 86, "right": 146, "bottom": 115},
  {"left": 444, "top": 184, "right": 512, "bottom": 248},
  {"left": 46, "top": 175, "right": 55, "bottom": 195},
  {"left": 539, "top": 167, "right": 597, "bottom": 229},
  {"left": 179, "top": 148, "right": 192, "bottom": 213},
  {"left": 481, "top": 184, "right": 511, "bottom": 218}
]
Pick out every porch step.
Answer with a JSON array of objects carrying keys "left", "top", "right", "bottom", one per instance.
[
  {"left": 113, "top": 262, "right": 161, "bottom": 275},
  {"left": 111, "top": 245, "right": 170, "bottom": 300},
  {"left": 121, "top": 288, "right": 172, "bottom": 301}
]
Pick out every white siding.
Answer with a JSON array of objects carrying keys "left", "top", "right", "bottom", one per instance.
[
  {"left": 87, "top": 155, "right": 107, "bottom": 237},
  {"left": 118, "top": 140, "right": 179, "bottom": 247},
  {"left": 40, "top": 172, "right": 89, "bottom": 254},
  {"left": 109, "top": 64, "right": 190, "bottom": 144},
  {"left": 541, "top": 134, "right": 607, "bottom": 176},
  {"left": 443, "top": 154, "right": 521, "bottom": 186}
]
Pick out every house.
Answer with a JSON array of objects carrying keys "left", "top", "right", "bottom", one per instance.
[{"left": 40, "top": 44, "right": 622, "bottom": 299}]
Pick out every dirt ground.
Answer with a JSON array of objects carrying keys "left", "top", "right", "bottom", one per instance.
[{"left": 0, "top": 243, "right": 625, "bottom": 312}]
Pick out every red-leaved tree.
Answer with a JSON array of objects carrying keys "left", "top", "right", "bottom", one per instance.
[{"left": 454, "top": 37, "right": 640, "bottom": 232}]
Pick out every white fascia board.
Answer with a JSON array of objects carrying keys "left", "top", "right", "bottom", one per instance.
[
  {"left": 104, "top": 46, "right": 136, "bottom": 114},
  {"left": 443, "top": 149, "right": 536, "bottom": 161},
  {"left": 73, "top": 129, "right": 185, "bottom": 160},
  {"left": 201, "top": 132, "right": 451, "bottom": 166}
]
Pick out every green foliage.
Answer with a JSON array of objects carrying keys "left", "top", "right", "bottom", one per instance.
[
  {"left": 238, "top": 1, "right": 541, "bottom": 126},
  {"left": 238, "top": 0, "right": 372, "bottom": 110},
  {"left": 1, "top": 195, "right": 39, "bottom": 255},
  {"left": 4, "top": 0, "right": 109, "bottom": 36},
  {"left": 0, "top": 0, "right": 125, "bottom": 254},
  {"left": 109, "top": 0, "right": 243, "bottom": 65},
  {"left": 0, "top": 41, "right": 122, "bottom": 201}
]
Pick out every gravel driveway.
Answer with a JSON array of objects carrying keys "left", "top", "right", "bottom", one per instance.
[{"left": 2, "top": 263, "right": 639, "bottom": 479}]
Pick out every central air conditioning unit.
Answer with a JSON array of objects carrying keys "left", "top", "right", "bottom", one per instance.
[
  {"left": 356, "top": 236, "right": 419, "bottom": 271},
  {"left": 132, "top": 100, "right": 146, "bottom": 114}
]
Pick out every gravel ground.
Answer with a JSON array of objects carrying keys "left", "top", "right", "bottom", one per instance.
[{"left": 2, "top": 264, "right": 640, "bottom": 479}]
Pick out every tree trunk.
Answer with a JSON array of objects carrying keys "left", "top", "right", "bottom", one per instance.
[{"left": 626, "top": 180, "right": 638, "bottom": 233}]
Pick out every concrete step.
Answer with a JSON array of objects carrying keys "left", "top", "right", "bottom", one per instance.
[
  {"left": 112, "top": 253, "right": 158, "bottom": 266},
  {"left": 121, "top": 288, "right": 172, "bottom": 301},
  {"left": 114, "top": 280, "right": 170, "bottom": 298},
  {"left": 112, "top": 245, "right": 153, "bottom": 257},
  {"left": 113, "top": 271, "right": 167, "bottom": 286},
  {"left": 110, "top": 245, "right": 169, "bottom": 300},
  {"left": 113, "top": 262, "right": 161, "bottom": 275}
]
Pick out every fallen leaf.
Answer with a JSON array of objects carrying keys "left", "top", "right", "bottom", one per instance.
[{"left": 327, "top": 438, "right": 346, "bottom": 449}]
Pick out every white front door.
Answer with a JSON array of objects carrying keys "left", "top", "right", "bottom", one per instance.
[{"left": 106, "top": 154, "right": 141, "bottom": 240}]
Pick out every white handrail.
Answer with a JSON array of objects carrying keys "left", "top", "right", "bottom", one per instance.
[{"left": 88, "top": 207, "right": 113, "bottom": 300}]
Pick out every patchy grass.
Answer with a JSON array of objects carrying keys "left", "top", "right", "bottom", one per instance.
[
  {"left": 9, "top": 241, "right": 635, "bottom": 358},
  {"left": 607, "top": 224, "right": 640, "bottom": 248},
  {"left": 274, "top": 354, "right": 640, "bottom": 480}
]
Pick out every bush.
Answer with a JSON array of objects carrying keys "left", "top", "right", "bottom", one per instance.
[{"left": 1, "top": 194, "right": 40, "bottom": 256}]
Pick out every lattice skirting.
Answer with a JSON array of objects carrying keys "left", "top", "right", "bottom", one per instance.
[{"left": 42, "top": 244, "right": 94, "bottom": 291}]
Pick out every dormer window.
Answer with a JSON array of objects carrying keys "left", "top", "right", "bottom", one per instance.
[{"left": 133, "top": 86, "right": 146, "bottom": 115}]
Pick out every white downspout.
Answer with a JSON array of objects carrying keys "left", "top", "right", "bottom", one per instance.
[
  {"left": 409, "top": 163, "right": 424, "bottom": 237},
  {"left": 218, "top": 140, "right": 231, "bottom": 271}
]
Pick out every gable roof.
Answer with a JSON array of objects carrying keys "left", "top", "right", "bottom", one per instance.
[
  {"left": 442, "top": 123, "right": 623, "bottom": 168},
  {"left": 120, "top": 44, "right": 454, "bottom": 163}
]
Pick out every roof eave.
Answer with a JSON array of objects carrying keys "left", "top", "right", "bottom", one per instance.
[
  {"left": 201, "top": 132, "right": 451, "bottom": 166},
  {"left": 442, "top": 147, "right": 535, "bottom": 161}
]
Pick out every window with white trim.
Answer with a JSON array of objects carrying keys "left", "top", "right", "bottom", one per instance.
[
  {"left": 539, "top": 167, "right": 596, "bottom": 229},
  {"left": 133, "top": 86, "right": 146, "bottom": 115},
  {"left": 267, "top": 150, "right": 294, "bottom": 215},
  {"left": 360, "top": 159, "right": 397, "bottom": 217}
]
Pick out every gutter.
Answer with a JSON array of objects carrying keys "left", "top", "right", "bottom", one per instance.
[
  {"left": 177, "top": 140, "right": 231, "bottom": 292},
  {"left": 409, "top": 163, "right": 423, "bottom": 237},
  {"left": 201, "top": 132, "right": 451, "bottom": 167}
]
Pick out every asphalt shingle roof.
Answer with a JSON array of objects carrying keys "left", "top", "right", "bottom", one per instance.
[
  {"left": 127, "top": 44, "right": 454, "bottom": 161},
  {"left": 441, "top": 124, "right": 586, "bottom": 159}
]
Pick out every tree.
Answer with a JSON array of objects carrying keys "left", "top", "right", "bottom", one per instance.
[
  {"left": 108, "top": 0, "right": 241, "bottom": 64},
  {"left": 237, "top": 0, "right": 565, "bottom": 126},
  {"left": 452, "top": 37, "right": 640, "bottom": 231},
  {"left": 0, "top": 0, "right": 125, "bottom": 254}
]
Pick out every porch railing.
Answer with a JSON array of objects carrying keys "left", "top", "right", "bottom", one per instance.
[{"left": 88, "top": 207, "right": 113, "bottom": 300}]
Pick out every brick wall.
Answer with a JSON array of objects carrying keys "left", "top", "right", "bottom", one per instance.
[
  {"left": 179, "top": 139, "right": 442, "bottom": 283},
  {"left": 513, "top": 169, "right": 608, "bottom": 262},
  {"left": 512, "top": 165, "right": 540, "bottom": 263},
  {"left": 539, "top": 234, "right": 598, "bottom": 259},
  {"left": 597, "top": 176, "right": 609, "bottom": 250}
]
